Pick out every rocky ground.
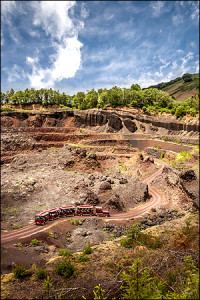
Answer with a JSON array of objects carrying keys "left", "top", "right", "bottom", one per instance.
[{"left": 1, "top": 107, "right": 199, "bottom": 299}]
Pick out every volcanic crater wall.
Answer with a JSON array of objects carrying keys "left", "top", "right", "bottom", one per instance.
[{"left": 1, "top": 109, "right": 199, "bottom": 135}]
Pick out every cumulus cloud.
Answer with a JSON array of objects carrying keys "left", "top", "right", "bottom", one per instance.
[
  {"left": 27, "top": 37, "right": 83, "bottom": 89},
  {"left": 32, "top": 1, "right": 76, "bottom": 41},
  {"left": 25, "top": 1, "right": 84, "bottom": 89}
]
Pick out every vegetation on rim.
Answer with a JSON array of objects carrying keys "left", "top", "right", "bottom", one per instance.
[{"left": 1, "top": 73, "right": 199, "bottom": 118}]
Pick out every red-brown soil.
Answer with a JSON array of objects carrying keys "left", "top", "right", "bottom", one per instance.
[{"left": 1, "top": 108, "right": 199, "bottom": 287}]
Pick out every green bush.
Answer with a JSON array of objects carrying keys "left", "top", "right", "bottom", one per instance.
[
  {"left": 83, "top": 242, "right": 92, "bottom": 255},
  {"left": 54, "top": 258, "right": 75, "bottom": 278},
  {"left": 125, "top": 223, "right": 143, "bottom": 240},
  {"left": 36, "top": 268, "right": 46, "bottom": 279},
  {"left": 13, "top": 265, "right": 27, "bottom": 278},
  {"left": 78, "top": 253, "right": 88, "bottom": 262},
  {"left": 120, "top": 237, "right": 133, "bottom": 248},
  {"left": 121, "top": 224, "right": 162, "bottom": 249},
  {"left": 71, "top": 219, "right": 80, "bottom": 226},
  {"left": 31, "top": 239, "right": 39, "bottom": 246},
  {"left": 161, "top": 151, "right": 165, "bottom": 158},
  {"left": 136, "top": 232, "right": 162, "bottom": 249},
  {"left": 175, "top": 105, "right": 186, "bottom": 118},
  {"left": 58, "top": 248, "right": 72, "bottom": 257},
  {"left": 121, "top": 259, "right": 166, "bottom": 299}
]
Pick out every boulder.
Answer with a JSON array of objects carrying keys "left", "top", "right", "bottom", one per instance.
[
  {"left": 180, "top": 169, "right": 197, "bottom": 181},
  {"left": 119, "top": 178, "right": 128, "bottom": 184},
  {"left": 99, "top": 181, "right": 112, "bottom": 191}
]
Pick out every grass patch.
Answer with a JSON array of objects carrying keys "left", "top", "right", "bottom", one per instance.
[{"left": 83, "top": 242, "right": 92, "bottom": 255}]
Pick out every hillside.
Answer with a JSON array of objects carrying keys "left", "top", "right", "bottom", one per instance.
[
  {"left": 1, "top": 107, "right": 199, "bottom": 299},
  {"left": 148, "top": 73, "right": 199, "bottom": 101}
]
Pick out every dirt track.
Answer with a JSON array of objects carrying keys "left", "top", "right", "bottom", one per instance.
[{"left": 1, "top": 159, "right": 165, "bottom": 244}]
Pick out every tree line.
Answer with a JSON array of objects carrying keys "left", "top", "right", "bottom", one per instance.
[{"left": 1, "top": 81, "right": 199, "bottom": 118}]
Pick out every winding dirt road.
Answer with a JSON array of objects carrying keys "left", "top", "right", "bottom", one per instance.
[{"left": 1, "top": 159, "right": 165, "bottom": 244}]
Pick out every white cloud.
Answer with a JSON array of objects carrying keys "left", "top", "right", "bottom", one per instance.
[
  {"left": 190, "top": 1, "right": 199, "bottom": 22},
  {"left": 3, "top": 64, "right": 27, "bottom": 83},
  {"left": 29, "top": 30, "right": 40, "bottom": 38},
  {"left": 172, "top": 15, "right": 183, "bottom": 25},
  {"left": 176, "top": 49, "right": 184, "bottom": 54},
  {"left": 27, "top": 37, "right": 83, "bottom": 89},
  {"left": 32, "top": 1, "right": 76, "bottom": 41},
  {"left": 150, "top": 1, "right": 165, "bottom": 17},
  {"left": 171, "top": 61, "right": 177, "bottom": 69},
  {"left": 80, "top": 3, "right": 89, "bottom": 19},
  {"left": 25, "top": 1, "right": 84, "bottom": 89},
  {"left": 179, "top": 1, "right": 185, "bottom": 6},
  {"left": 190, "top": 41, "right": 196, "bottom": 48},
  {"left": 1, "top": 1, "right": 16, "bottom": 18}
]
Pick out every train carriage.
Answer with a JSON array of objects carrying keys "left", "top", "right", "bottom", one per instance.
[
  {"left": 48, "top": 208, "right": 60, "bottom": 221},
  {"left": 35, "top": 211, "right": 49, "bottom": 225},
  {"left": 35, "top": 205, "right": 110, "bottom": 225},
  {"left": 59, "top": 206, "right": 76, "bottom": 217},
  {"left": 95, "top": 206, "right": 110, "bottom": 217},
  {"left": 77, "top": 205, "right": 94, "bottom": 216}
]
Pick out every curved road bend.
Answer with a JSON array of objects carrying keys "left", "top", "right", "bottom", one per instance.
[{"left": 1, "top": 159, "right": 165, "bottom": 244}]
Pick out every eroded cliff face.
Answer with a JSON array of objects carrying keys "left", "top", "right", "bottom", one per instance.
[
  {"left": 1, "top": 109, "right": 198, "bottom": 130},
  {"left": 1, "top": 108, "right": 199, "bottom": 138}
]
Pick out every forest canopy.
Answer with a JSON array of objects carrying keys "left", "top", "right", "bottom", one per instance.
[{"left": 1, "top": 80, "right": 199, "bottom": 118}]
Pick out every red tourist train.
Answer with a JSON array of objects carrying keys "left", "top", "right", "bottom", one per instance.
[{"left": 35, "top": 205, "right": 110, "bottom": 225}]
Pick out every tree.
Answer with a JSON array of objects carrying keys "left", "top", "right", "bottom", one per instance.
[
  {"left": 182, "top": 73, "right": 193, "bottom": 83},
  {"left": 131, "top": 84, "right": 141, "bottom": 91},
  {"left": 107, "top": 86, "right": 123, "bottom": 107},
  {"left": 85, "top": 89, "right": 98, "bottom": 109},
  {"left": 72, "top": 92, "right": 86, "bottom": 109},
  {"left": 121, "top": 259, "right": 165, "bottom": 299}
]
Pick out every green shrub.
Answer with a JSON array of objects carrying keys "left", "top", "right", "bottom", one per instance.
[
  {"left": 13, "top": 265, "right": 27, "bottom": 278},
  {"left": 161, "top": 151, "right": 165, "bottom": 158},
  {"left": 43, "top": 276, "right": 53, "bottom": 299},
  {"left": 136, "top": 232, "right": 162, "bottom": 249},
  {"left": 83, "top": 242, "right": 92, "bottom": 255},
  {"left": 15, "top": 242, "right": 22, "bottom": 247},
  {"left": 120, "top": 237, "right": 133, "bottom": 248},
  {"left": 78, "top": 253, "right": 88, "bottom": 262},
  {"left": 54, "top": 258, "right": 75, "bottom": 278},
  {"left": 31, "top": 238, "right": 39, "bottom": 246},
  {"left": 125, "top": 223, "right": 143, "bottom": 240},
  {"left": 121, "top": 224, "right": 162, "bottom": 249},
  {"left": 58, "top": 248, "right": 72, "bottom": 257},
  {"left": 71, "top": 219, "right": 80, "bottom": 226},
  {"left": 167, "top": 270, "right": 178, "bottom": 286},
  {"left": 142, "top": 106, "right": 147, "bottom": 113},
  {"left": 121, "top": 259, "right": 165, "bottom": 299},
  {"left": 36, "top": 268, "right": 47, "bottom": 279},
  {"left": 175, "top": 105, "right": 186, "bottom": 118}
]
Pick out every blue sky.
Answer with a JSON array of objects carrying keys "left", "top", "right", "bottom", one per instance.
[{"left": 1, "top": 1, "right": 199, "bottom": 95}]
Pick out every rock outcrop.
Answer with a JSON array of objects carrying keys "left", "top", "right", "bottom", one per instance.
[{"left": 1, "top": 109, "right": 199, "bottom": 136}]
